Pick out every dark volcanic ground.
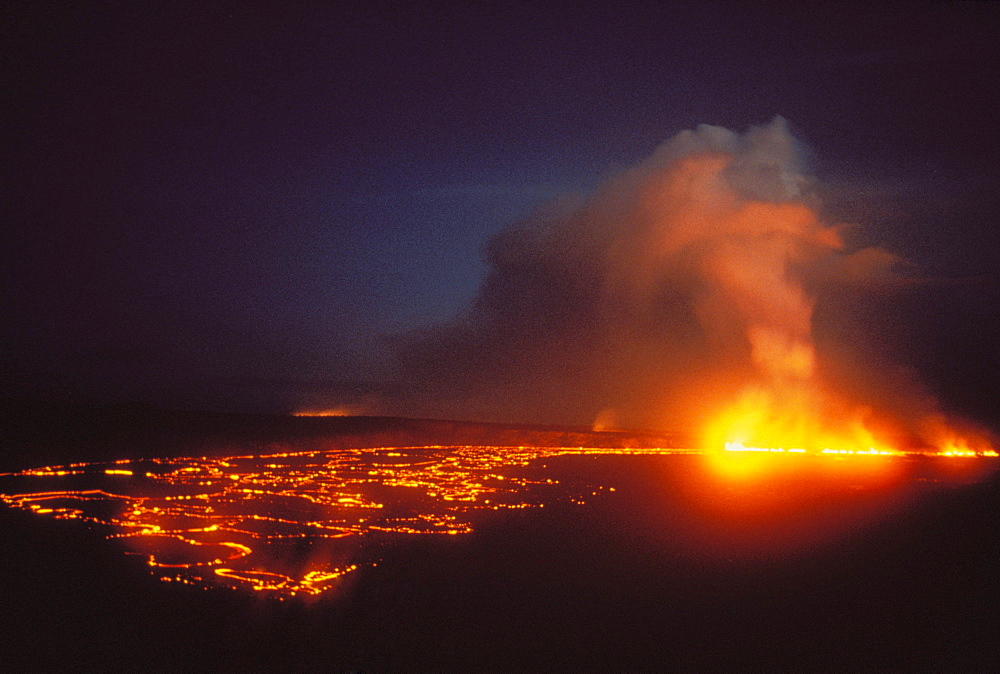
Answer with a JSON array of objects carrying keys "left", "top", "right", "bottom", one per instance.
[{"left": 2, "top": 400, "right": 999, "bottom": 671}]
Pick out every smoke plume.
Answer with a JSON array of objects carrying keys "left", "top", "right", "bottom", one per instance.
[{"left": 365, "top": 118, "right": 987, "bottom": 448}]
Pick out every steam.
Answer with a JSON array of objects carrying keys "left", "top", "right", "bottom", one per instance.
[{"left": 362, "top": 118, "right": 985, "bottom": 447}]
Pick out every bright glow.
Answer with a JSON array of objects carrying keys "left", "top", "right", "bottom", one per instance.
[
  {"left": 725, "top": 442, "right": 807, "bottom": 453},
  {"left": 703, "top": 381, "right": 903, "bottom": 456},
  {"left": 293, "top": 407, "right": 361, "bottom": 417}
]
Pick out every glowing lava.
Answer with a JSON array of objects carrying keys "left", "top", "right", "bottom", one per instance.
[
  {"left": 2, "top": 441, "right": 997, "bottom": 597},
  {"left": 0, "top": 445, "right": 673, "bottom": 597}
]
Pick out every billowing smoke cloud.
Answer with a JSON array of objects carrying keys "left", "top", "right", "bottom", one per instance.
[{"left": 360, "top": 118, "right": 986, "bottom": 447}]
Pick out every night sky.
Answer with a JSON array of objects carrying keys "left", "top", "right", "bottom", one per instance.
[{"left": 4, "top": 2, "right": 999, "bottom": 428}]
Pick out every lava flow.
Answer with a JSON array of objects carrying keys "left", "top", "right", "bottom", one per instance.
[
  {"left": 2, "top": 439, "right": 996, "bottom": 598},
  {"left": 0, "top": 445, "right": 678, "bottom": 597}
]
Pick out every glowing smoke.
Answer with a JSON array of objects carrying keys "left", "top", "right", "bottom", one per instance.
[{"left": 364, "top": 118, "right": 990, "bottom": 448}]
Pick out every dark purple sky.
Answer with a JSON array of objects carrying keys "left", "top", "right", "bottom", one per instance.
[{"left": 3, "top": 1, "right": 998, "bottom": 425}]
